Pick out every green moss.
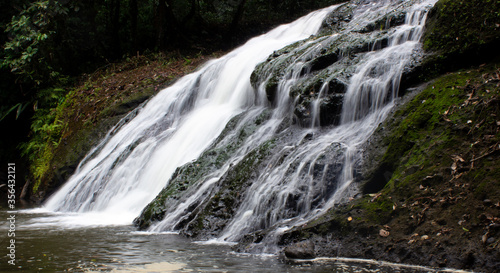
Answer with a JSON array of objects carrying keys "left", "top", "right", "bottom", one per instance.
[
  {"left": 424, "top": 0, "right": 500, "bottom": 54},
  {"left": 377, "top": 69, "right": 484, "bottom": 186},
  {"left": 365, "top": 62, "right": 500, "bottom": 202},
  {"left": 188, "top": 139, "right": 276, "bottom": 233},
  {"left": 359, "top": 196, "right": 395, "bottom": 224}
]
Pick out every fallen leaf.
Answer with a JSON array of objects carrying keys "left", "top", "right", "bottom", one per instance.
[
  {"left": 451, "top": 162, "right": 457, "bottom": 173},
  {"left": 482, "top": 233, "right": 489, "bottom": 244},
  {"left": 370, "top": 192, "right": 382, "bottom": 202},
  {"left": 452, "top": 155, "right": 465, "bottom": 162}
]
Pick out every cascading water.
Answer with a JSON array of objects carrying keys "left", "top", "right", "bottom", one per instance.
[
  {"left": 214, "top": 0, "right": 437, "bottom": 248},
  {"left": 146, "top": 0, "right": 437, "bottom": 247},
  {"left": 42, "top": 0, "right": 436, "bottom": 253},
  {"left": 42, "top": 5, "right": 337, "bottom": 225}
]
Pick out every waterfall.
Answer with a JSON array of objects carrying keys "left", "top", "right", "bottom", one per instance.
[
  {"left": 214, "top": 0, "right": 436, "bottom": 246},
  {"left": 43, "top": 0, "right": 437, "bottom": 249},
  {"left": 43, "top": 5, "right": 337, "bottom": 225}
]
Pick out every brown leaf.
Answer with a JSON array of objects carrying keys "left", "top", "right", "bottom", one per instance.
[
  {"left": 452, "top": 155, "right": 465, "bottom": 162},
  {"left": 370, "top": 192, "right": 382, "bottom": 202}
]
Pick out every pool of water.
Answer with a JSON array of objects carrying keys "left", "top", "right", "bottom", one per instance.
[{"left": 0, "top": 210, "right": 459, "bottom": 272}]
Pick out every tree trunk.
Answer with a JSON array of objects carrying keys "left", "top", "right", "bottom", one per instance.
[
  {"left": 111, "top": 0, "right": 121, "bottom": 57},
  {"left": 226, "top": 0, "right": 247, "bottom": 43},
  {"left": 182, "top": 0, "right": 198, "bottom": 26},
  {"left": 155, "top": 0, "right": 178, "bottom": 49},
  {"left": 129, "top": 0, "right": 138, "bottom": 53}
]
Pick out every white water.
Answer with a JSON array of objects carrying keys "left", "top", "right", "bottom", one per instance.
[
  {"left": 40, "top": 0, "right": 437, "bottom": 249},
  {"left": 41, "top": 5, "right": 337, "bottom": 226},
  {"left": 213, "top": 0, "right": 438, "bottom": 245}
]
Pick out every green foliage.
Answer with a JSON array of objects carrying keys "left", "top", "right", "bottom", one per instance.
[
  {"left": 1, "top": 1, "right": 68, "bottom": 86},
  {"left": 0, "top": 102, "right": 29, "bottom": 122},
  {"left": 19, "top": 86, "right": 67, "bottom": 192}
]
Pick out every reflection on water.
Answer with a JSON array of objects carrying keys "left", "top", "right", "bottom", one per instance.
[{"left": 1, "top": 210, "right": 459, "bottom": 272}]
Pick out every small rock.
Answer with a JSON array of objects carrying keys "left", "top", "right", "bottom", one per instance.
[
  {"left": 284, "top": 241, "right": 315, "bottom": 259},
  {"left": 421, "top": 235, "right": 429, "bottom": 240},
  {"left": 379, "top": 229, "right": 390, "bottom": 237},
  {"left": 487, "top": 237, "right": 495, "bottom": 244}
]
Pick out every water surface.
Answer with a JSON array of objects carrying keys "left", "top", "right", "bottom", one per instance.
[{"left": 1, "top": 210, "right": 458, "bottom": 273}]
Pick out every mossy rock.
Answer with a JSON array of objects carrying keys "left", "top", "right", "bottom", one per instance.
[
  {"left": 134, "top": 110, "right": 274, "bottom": 231},
  {"left": 250, "top": 0, "right": 420, "bottom": 128},
  {"left": 423, "top": 0, "right": 500, "bottom": 67}
]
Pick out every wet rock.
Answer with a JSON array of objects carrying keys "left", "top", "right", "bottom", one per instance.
[
  {"left": 309, "top": 52, "right": 339, "bottom": 72},
  {"left": 284, "top": 240, "right": 316, "bottom": 259}
]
